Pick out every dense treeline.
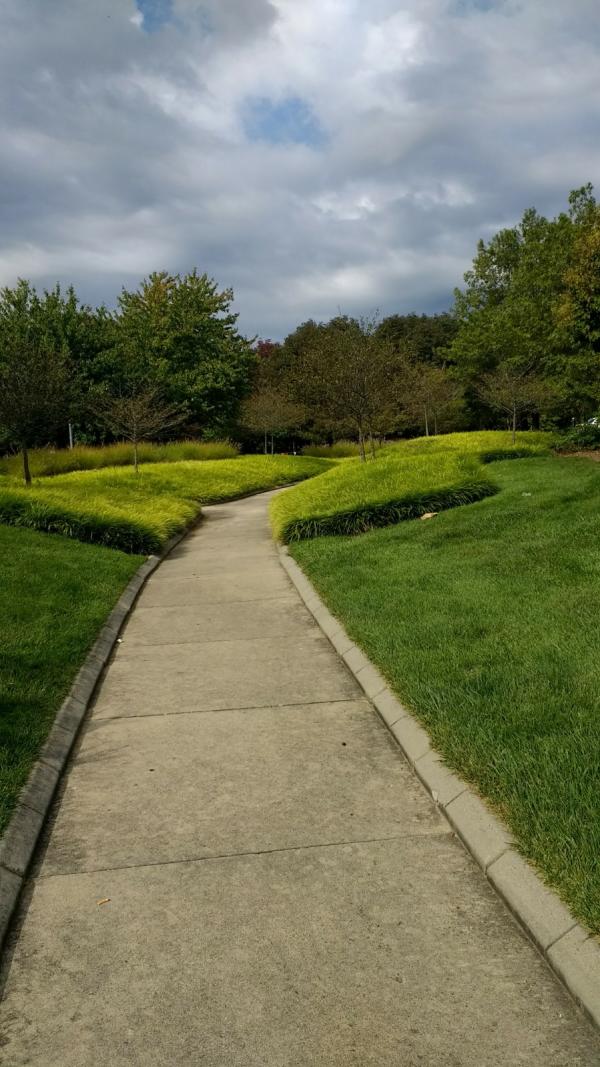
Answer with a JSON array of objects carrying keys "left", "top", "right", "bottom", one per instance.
[
  {"left": 250, "top": 185, "right": 600, "bottom": 451},
  {"left": 1, "top": 185, "right": 599, "bottom": 479},
  {"left": 0, "top": 271, "right": 254, "bottom": 480}
]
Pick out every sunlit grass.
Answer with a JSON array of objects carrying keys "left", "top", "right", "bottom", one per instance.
[
  {"left": 291, "top": 455, "right": 600, "bottom": 931},
  {"left": 0, "top": 455, "right": 333, "bottom": 553},
  {"left": 0, "top": 439, "right": 240, "bottom": 478}
]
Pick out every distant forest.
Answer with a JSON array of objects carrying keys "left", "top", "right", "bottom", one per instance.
[{"left": 1, "top": 185, "right": 599, "bottom": 457}]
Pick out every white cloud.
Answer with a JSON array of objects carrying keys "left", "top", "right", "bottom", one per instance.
[{"left": 0, "top": 0, "right": 599, "bottom": 337}]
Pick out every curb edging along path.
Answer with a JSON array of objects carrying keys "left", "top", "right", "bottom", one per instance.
[
  {"left": 0, "top": 522, "right": 194, "bottom": 950},
  {"left": 278, "top": 546, "right": 600, "bottom": 1032}
]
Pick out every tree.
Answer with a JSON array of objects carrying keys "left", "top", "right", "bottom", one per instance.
[
  {"left": 375, "top": 312, "right": 458, "bottom": 364},
  {"left": 448, "top": 186, "right": 598, "bottom": 426},
  {"left": 401, "top": 363, "right": 463, "bottom": 437},
  {"left": 289, "top": 316, "right": 404, "bottom": 461},
  {"left": 0, "top": 281, "right": 73, "bottom": 484},
  {"left": 97, "top": 384, "right": 186, "bottom": 472},
  {"left": 477, "top": 365, "right": 550, "bottom": 443},
  {"left": 556, "top": 214, "right": 600, "bottom": 417},
  {"left": 115, "top": 271, "right": 255, "bottom": 436},
  {"left": 241, "top": 388, "right": 305, "bottom": 454}
]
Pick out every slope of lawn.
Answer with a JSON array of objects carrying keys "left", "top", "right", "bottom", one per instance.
[
  {"left": 271, "top": 451, "right": 497, "bottom": 541},
  {"left": 290, "top": 454, "right": 600, "bottom": 931},
  {"left": 387, "top": 429, "right": 552, "bottom": 462},
  {"left": 0, "top": 439, "right": 239, "bottom": 478},
  {"left": 271, "top": 431, "right": 552, "bottom": 543},
  {"left": 0, "top": 455, "right": 332, "bottom": 553},
  {"left": 0, "top": 525, "right": 142, "bottom": 835}
]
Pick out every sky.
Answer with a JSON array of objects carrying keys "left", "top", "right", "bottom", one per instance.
[{"left": 1, "top": 1, "right": 600, "bottom": 339}]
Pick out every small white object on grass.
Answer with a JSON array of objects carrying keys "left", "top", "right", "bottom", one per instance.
[{"left": 420, "top": 512, "right": 437, "bottom": 521}]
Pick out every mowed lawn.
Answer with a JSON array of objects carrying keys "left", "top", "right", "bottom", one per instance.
[
  {"left": 0, "top": 526, "right": 141, "bottom": 834},
  {"left": 290, "top": 455, "right": 600, "bottom": 931}
]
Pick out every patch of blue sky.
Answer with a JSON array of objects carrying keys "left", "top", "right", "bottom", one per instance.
[
  {"left": 242, "top": 95, "right": 326, "bottom": 148},
  {"left": 135, "top": 0, "right": 174, "bottom": 33}
]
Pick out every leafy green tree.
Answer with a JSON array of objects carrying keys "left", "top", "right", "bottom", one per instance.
[
  {"left": 289, "top": 316, "right": 404, "bottom": 461},
  {"left": 375, "top": 312, "right": 458, "bottom": 364},
  {"left": 448, "top": 186, "right": 598, "bottom": 425},
  {"left": 556, "top": 215, "right": 600, "bottom": 417},
  {"left": 0, "top": 281, "right": 73, "bottom": 483},
  {"left": 241, "top": 387, "right": 305, "bottom": 454},
  {"left": 401, "top": 363, "right": 464, "bottom": 437},
  {"left": 477, "top": 366, "right": 551, "bottom": 443},
  {"left": 115, "top": 271, "right": 255, "bottom": 436}
]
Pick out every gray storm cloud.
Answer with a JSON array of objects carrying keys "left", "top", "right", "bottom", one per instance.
[{"left": 1, "top": 0, "right": 599, "bottom": 337}]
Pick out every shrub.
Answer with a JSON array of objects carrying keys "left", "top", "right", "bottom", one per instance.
[{"left": 555, "top": 419, "right": 600, "bottom": 452}]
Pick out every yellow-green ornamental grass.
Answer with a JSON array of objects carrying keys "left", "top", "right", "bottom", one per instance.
[
  {"left": 0, "top": 455, "right": 333, "bottom": 553},
  {"left": 0, "top": 439, "right": 240, "bottom": 478},
  {"left": 270, "top": 431, "right": 553, "bottom": 542}
]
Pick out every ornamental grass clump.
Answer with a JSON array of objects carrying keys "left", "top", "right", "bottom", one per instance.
[
  {"left": 0, "top": 439, "right": 240, "bottom": 478},
  {"left": 271, "top": 451, "right": 497, "bottom": 542},
  {"left": 0, "top": 455, "right": 332, "bottom": 552}
]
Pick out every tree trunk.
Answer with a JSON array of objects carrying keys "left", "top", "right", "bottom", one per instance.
[
  {"left": 511, "top": 404, "right": 517, "bottom": 445},
  {"left": 433, "top": 412, "right": 438, "bottom": 436},
  {"left": 270, "top": 434, "right": 274, "bottom": 455},
  {"left": 134, "top": 440, "right": 139, "bottom": 473},
  {"left": 264, "top": 430, "right": 268, "bottom": 455},
  {"left": 424, "top": 407, "right": 429, "bottom": 437},
  {"left": 68, "top": 422, "right": 74, "bottom": 450},
  {"left": 369, "top": 433, "right": 376, "bottom": 460},
  {"left": 358, "top": 429, "right": 366, "bottom": 463},
  {"left": 22, "top": 446, "right": 32, "bottom": 487}
]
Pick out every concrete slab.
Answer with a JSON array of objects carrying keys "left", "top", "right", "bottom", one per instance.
[
  {"left": 117, "top": 597, "right": 311, "bottom": 650},
  {"left": 94, "top": 633, "right": 357, "bottom": 718},
  {"left": 3, "top": 488, "right": 600, "bottom": 1064},
  {"left": 141, "top": 569, "right": 293, "bottom": 607},
  {"left": 3, "top": 839, "right": 599, "bottom": 1066},
  {"left": 41, "top": 700, "right": 447, "bottom": 875}
]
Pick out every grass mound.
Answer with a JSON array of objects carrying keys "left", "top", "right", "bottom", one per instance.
[
  {"left": 0, "top": 525, "right": 141, "bottom": 834},
  {"left": 0, "top": 455, "right": 332, "bottom": 553},
  {"left": 271, "top": 431, "right": 552, "bottom": 543},
  {"left": 0, "top": 439, "right": 239, "bottom": 478},
  {"left": 290, "top": 455, "right": 600, "bottom": 931}
]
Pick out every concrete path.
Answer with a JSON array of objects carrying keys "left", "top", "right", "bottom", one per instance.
[{"left": 1, "top": 491, "right": 599, "bottom": 1065}]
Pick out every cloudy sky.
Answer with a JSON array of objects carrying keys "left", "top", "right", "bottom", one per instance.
[{"left": 2, "top": 1, "right": 599, "bottom": 339}]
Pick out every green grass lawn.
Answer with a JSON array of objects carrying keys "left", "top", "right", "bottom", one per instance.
[
  {"left": 0, "top": 455, "right": 332, "bottom": 553},
  {"left": 290, "top": 455, "right": 600, "bottom": 932},
  {"left": 0, "top": 525, "right": 142, "bottom": 834},
  {"left": 271, "top": 431, "right": 551, "bottom": 543}
]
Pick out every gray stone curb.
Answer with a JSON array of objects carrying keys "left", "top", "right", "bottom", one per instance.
[
  {"left": 0, "top": 521, "right": 195, "bottom": 951},
  {"left": 278, "top": 545, "right": 600, "bottom": 1031}
]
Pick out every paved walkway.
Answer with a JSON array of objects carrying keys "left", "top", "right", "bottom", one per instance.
[{"left": 1, "top": 491, "right": 599, "bottom": 1065}]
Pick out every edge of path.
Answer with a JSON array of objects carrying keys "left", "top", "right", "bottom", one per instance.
[
  {"left": 0, "top": 478, "right": 308, "bottom": 945},
  {"left": 278, "top": 545, "right": 600, "bottom": 1033},
  {"left": 0, "top": 513, "right": 203, "bottom": 948}
]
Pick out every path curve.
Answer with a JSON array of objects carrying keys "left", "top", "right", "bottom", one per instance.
[{"left": 1, "top": 490, "right": 599, "bottom": 1065}]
